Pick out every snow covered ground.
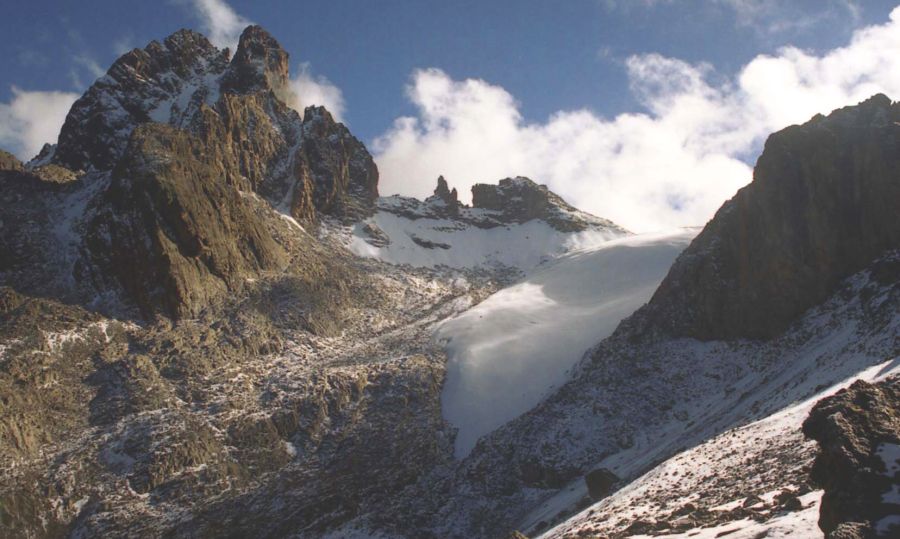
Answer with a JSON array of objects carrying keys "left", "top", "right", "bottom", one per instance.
[
  {"left": 531, "top": 339, "right": 900, "bottom": 538},
  {"left": 348, "top": 210, "right": 623, "bottom": 271},
  {"left": 437, "top": 229, "right": 697, "bottom": 457}
]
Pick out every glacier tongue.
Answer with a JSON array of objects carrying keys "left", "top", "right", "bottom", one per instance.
[{"left": 438, "top": 229, "right": 698, "bottom": 457}]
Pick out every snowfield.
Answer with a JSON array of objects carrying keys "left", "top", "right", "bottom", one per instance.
[
  {"left": 437, "top": 229, "right": 698, "bottom": 457},
  {"left": 348, "top": 209, "right": 623, "bottom": 271}
]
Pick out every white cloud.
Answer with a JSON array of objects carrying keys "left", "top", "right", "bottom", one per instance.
[
  {"left": 184, "top": 0, "right": 252, "bottom": 50},
  {"left": 289, "top": 63, "right": 346, "bottom": 122},
  {"left": 714, "top": 0, "right": 861, "bottom": 35},
  {"left": 373, "top": 7, "right": 900, "bottom": 232},
  {"left": 0, "top": 87, "right": 79, "bottom": 161}
]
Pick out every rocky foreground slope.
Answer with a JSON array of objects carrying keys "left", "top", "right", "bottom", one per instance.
[{"left": 1, "top": 24, "right": 899, "bottom": 539}]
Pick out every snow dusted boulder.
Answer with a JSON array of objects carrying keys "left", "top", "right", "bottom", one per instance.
[{"left": 803, "top": 376, "right": 900, "bottom": 538}]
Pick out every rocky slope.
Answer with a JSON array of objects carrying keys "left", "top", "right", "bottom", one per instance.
[{"left": 0, "top": 23, "right": 633, "bottom": 539}]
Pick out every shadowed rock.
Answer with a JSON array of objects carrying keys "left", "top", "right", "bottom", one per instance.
[
  {"left": 221, "top": 25, "right": 291, "bottom": 102},
  {"left": 646, "top": 94, "right": 900, "bottom": 340}
]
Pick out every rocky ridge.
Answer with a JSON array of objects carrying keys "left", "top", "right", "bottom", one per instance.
[{"left": 374, "top": 175, "right": 624, "bottom": 234}]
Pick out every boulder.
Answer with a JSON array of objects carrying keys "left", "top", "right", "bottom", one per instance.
[
  {"left": 585, "top": 467, "right": 619, "bottom": 500},
  {"left": 802, "top": 377, "right": 900, "bottom": 537}
]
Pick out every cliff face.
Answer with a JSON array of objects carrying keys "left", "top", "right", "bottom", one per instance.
[
  {"left": 646, "top": 94, "right": 900, "bottom": 340},
  {"left": 86, "top": 123, "right": 288, "bottom": 318},
  {"left": 53, "top": 28, "right": 230, "bottom": 172}
]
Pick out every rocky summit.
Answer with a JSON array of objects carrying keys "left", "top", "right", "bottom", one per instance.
[{"left": 1, "top": 23, "right": 899, "bottom": 539}]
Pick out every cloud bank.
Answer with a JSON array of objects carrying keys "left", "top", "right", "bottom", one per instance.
[
  {"left": 0, "top": 87, "right": 79, "bottom": 161},
  {"left": 373, "top": 7, "right": 900, "bottom": 232}
]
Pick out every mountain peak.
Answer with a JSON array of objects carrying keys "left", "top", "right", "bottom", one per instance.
[{"left": 221, "top": 24, "right": 290, "bottom": 99}]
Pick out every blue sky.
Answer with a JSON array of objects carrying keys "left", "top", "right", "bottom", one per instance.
[
  {"left": 3, "top": 1, "right": 900, "bottom": 230},
  {"left": 2, "top": 0, "right": 893, "bottom": 139}
]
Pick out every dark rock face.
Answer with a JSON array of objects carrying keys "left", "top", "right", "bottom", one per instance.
[
  {"left": 803, "top": 377, "right": 900, "bottom": 538},
  {"left": 646, "top": 94, "right": 900, "bottom": 340},
  {"left": 86, "top": 123, "right": 287, "bottom": 318},
  {"left": 0, "top": 149, "right": 23, "bottom": 171},
  {"left": 432, "top": 175, "right": 460, "bottom": 216}
]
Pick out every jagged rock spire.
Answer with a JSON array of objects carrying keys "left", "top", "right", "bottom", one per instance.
[{"left": 221, "top": 25, "right": 291, "bottom": 101}]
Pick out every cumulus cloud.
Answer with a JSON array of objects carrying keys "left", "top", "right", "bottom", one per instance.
[
  {"left": 0, "top": 87, "right": 78, "bottom": 161},
  {"left": 289, "top": 63, "right": 346, "bottom": 122},
  {"left": 183, "top": 0, "right": 251, "bottom": 50},
  {"left": 373, "top": 7, "right": 900, "bottom": 232}
]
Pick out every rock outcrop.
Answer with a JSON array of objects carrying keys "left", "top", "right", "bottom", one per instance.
[
  {"left": 291, "top": 106, "right": 379, "bottom": 219},
  {"left": 431, "top": 175, "right": 460, "bottom": 216},
  {"left": 86, "top": 123, "right": 287, "bottom": 318},
  {"left": 220, "top": 25, "right": 291, "bottom": 100},
  {"left": 803, "top": 377, "right": 900, "bottom": 538},
  {"left": 471, "top": 176, "right": 604, "bottom": 232},
  {"left": 378, "top": 176, "right": 624, "bottom": 235},
  {"left": 645, "top": 94, "right": 900, "bottom": 340},
  {"left": 0, "top": 149, "right": 23, "bottom": 171}
]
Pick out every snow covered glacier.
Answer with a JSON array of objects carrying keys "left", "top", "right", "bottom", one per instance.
[{"left": 436, "top": 229, "right": 697, "bottom": 456}]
